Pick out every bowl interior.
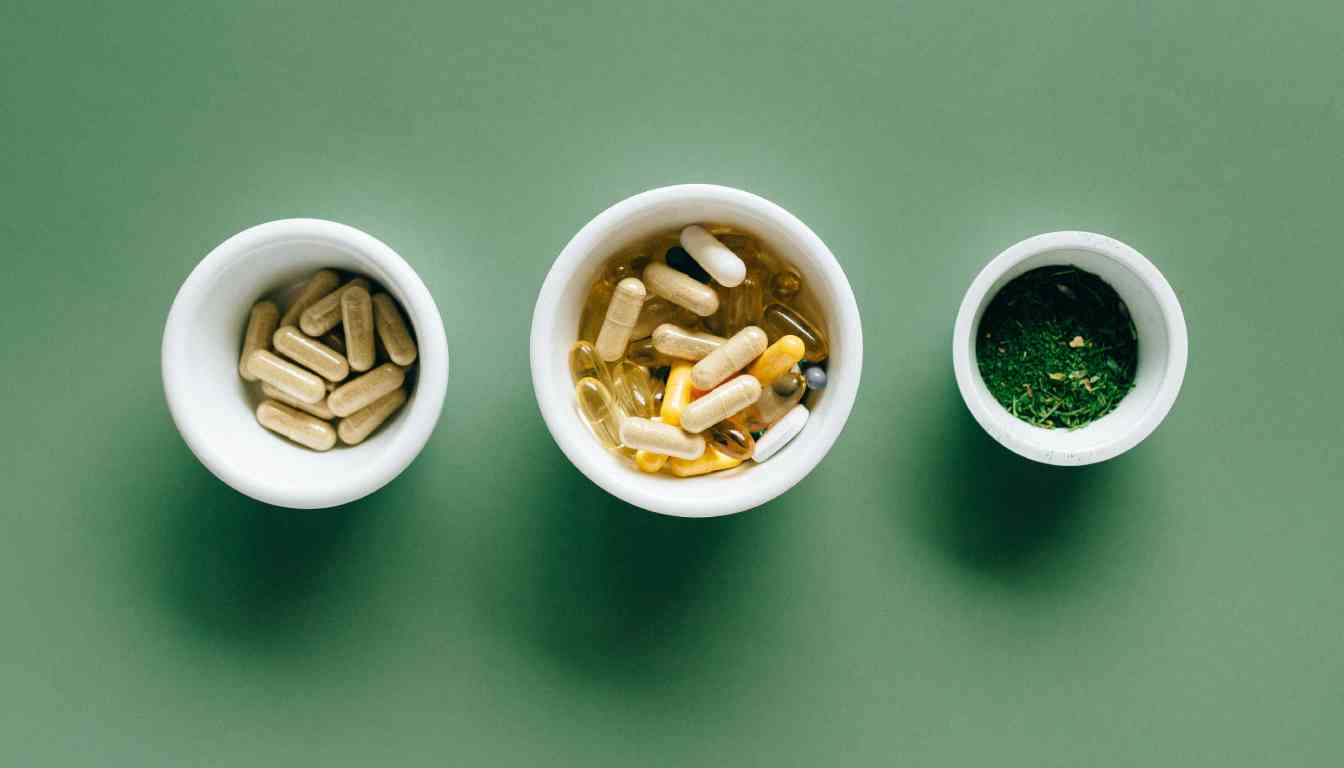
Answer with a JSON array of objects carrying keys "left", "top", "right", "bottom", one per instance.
[
  {"left": 164, "top": 224, "right": 445, "bottom": 508},
  {"left": 961, "top": 243, "right": 1179, "bottom": 463},
  {"left": 534, "top": 187, "right": 862, "bottom": 517}
]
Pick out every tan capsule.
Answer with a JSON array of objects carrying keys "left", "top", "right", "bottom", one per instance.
[
  {"left": 690, "top": 326, "right": 768, "bottom": 390},
  {"left": 651, "top": 323, "right": 725, "bottom": 361},
  {"left": 272, "top": 325, "right": 350, "bottom": 382},
  {"left": 261, "top": 383, "right": 335, "bottom": 420},
  {"left": 371, "top": 292, "right": 417, "bottom": 366},
  {"left": 341, "top": 285, "right": 375, "bottom": 372},
  {"left": 680, "top": 375, "right": 762, "bottom": 433},
  {"left": 246, "top": 349, "right": 326, "bottom": 404},
  {"left": 619, "top": 417, "right": 705, "bottom": 460},
  {"left": 328, "top": 362, "right": 405, "bottom": 417},
  {"left": 298, "top": 277, "right": 370, "bottom": 336},
  {"left": 337, "top": 387, "right": 407, "bottom": 445},
  {"left": 238, "top": 300, "right": 279, "bottom": 381},
  {"left": 279, "top": 269, "right": 340, "bottom": 328},
  {"left": 256, "top": 400, "right": 337, "bottom": 451},
  {"left": 642, "top": 262, "right": 719, "bottom": 317},
  {"left": 630, "top": 297, "right": 699, "bottom": 340},
  {"left": 594, "top": 277, "right": 646, "bottom": 362}
]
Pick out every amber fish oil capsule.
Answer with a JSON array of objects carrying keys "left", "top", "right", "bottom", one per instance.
[
  {"left": 262, "top": 383, "right": 335, "bottom": 420},
  {"left": 273, "top": 325, "right": 350, "bottom": 382},
  {"left": 610, "top": 360, "right": 657, "bottom": 419},
  {"left": 569, "top": 339, "right": 610, "bottom": 384},
  {"left": 595, "top": 277, "right": 647, "bottom": 362},
  {"left": 680, "top": 225, "right": 746, "bottom": 287},
  {"left": 247, "top": 349, "right": 326, "bottom": 404},
  {"left": 279, "top": 269, "right": 341, "bottom": 328},
  {"left": 680, "top": 374, "right": 762, "bottom": 434},
  {"left": 328, "top": 362, "right": 405, "bottom": 417},
  {"left": 256, "top": 400, "right": 337, "bottom": 451},
  {"left": 706, "top": 417, "right": 755, "bottom": 461},
  {"left": 372, "top": 292, "right": 417, "bottom": 366},
  {"left": 652, "top": 324, "right": 725, "bottom": 361},
  {"left": 642, "top": 262, "right": 719, "bottom": 317},
  {"left": 619, "top": 417, "right": 705, "bottom": 460},
  {"left": 298, "top": 277, "right": 370, "bottom": 336},
  {"left": 762, "top": 303, "right": 828, "bottom": 362},
  {"left": 342, "top": 285, "right": 376, "bottom": 372},
  {"left": 338, "top": 387, "right": 407, "bottom": 445},
  {"left": 575, "top": 377, "right": 622, "bottom": 450},
  {"left": 239, "top": 300, "right": 279, "bottom": 381},
  {"left": 691, "top": 326, "right": 768, "bottom": 391}
]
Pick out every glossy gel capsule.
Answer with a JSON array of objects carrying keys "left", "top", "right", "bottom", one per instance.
[
  {"left": 256, "top": 400, "right": 337, "bottom": 451},
  {"left": 575, "top": 376, "right": 622, "bottom": 450},
  {"left": 239, "top": 300, "right": 279, "bottom": 381},
  {"left": 680, "top": 225, "right": 746, "bottom": 287},
  {"left": 595, "top": 277, "right": 647, "bottom": 362},
  {"left": 691, "top": 326, "right": 768, "bottom": 390},
  {"left": 762, "top": 303, "right": 828, "bottom": 362},
  {"left": 328, "top": 362, "right": 405, "bottom": 417},
  {"left": 619, "top": 417, "right": 705, "bottom": 460},
  {"left": 273, "top": 325, "right": 350, "bottom": 382},
  {"left": 247, "top": 349, "right": 326, "bottom": 404},
  {"left": 680, "top": 374, "right": 762, "bottom": 434}
]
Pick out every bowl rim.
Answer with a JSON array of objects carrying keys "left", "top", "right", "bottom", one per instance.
[
  {"left": 161, "top": 218, "right": 449, "bottom": 508},
  {"left": 952, "top": 230, "right": 1188, "bottom": 465},
  {"left": 530, "top": 183, "right": 863, "bottom": 517}
]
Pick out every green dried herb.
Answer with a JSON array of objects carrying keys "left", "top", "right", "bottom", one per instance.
[{"left": 976, "top": 266, "right": 1138, "bottom": 429}]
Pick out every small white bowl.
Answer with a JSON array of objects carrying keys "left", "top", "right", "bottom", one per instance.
[
  {"left": 953, "top": 231, "right": 1187, "bottom": 465},
  {"left": 162, "top": 219, "right": 449, "bottom": 508},
  {"left": 531, "top": 184, "right": 863, "bottom": 517}
]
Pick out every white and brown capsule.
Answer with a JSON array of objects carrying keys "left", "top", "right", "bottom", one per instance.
[
  {"left": 595, "top": 277, "right": 646, "bottom": 362},
  {"left": 680, "top": 375, "right": 762, "bottom": 433}
]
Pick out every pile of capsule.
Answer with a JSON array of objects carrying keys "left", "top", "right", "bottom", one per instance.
[
  {"left": 238, "top": 269, "right": 418, "bottom": 451},
  {"left": 571, "top": 225, "right": 828, "bottom": 477}
]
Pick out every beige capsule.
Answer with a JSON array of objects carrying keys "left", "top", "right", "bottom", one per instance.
[
  {"left": 246, "top": 349, "right": 326, "bottom": 404},
  {"left": 298, "top": 277, "right": 370, "bottom": 336},
  {"left": 371, "top": 292, "right": 417, "bottom": 366},
  {"left": 238, "top": 300, "right": 279, "bottom": 381},
  {"left": 328, "top": 362, "right": 405, "bottom": 417},
  {"left": 680, "top": 375, "right": 762, "bottom": 433},
  {"left": 642, "top": 262, "right": 719, "bottom": 317},
  {"left": 273, "top": 325, "right": 350, "bottom": 382},
  {"left": 630, "top": 296, "right": 699, "bottom": 340},
  {"left": 595, "top": 277, "right": 647, "bottom": 362},
  {"left": 651, "top": 323, "right": 725, "bottom": 361},
  {"left": 342, "top": 285, "right": 376, "bottom": 372},
  {"left": 256, "top": 400, "right": 337, "bottom": 451},
  {"left": 279, "top": 269, "right": 341, "bottom": 328},
  {"left": 618, "top": 417, "right": 705, "bottom": 460},
  {"left": 690, "top": 326, "right": 768, "bottom": 390},
  {"left": 261, "top": 383, "right": 335, "bottom": 420},
  {"left": 338, "top": 387, "right": 408, "bottom": 445}
]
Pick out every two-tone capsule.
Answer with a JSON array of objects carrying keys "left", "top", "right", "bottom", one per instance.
[
  {"left": 680, "top": 375, "right": 762, "bottom": 433},
  {"left": 595, "top": 277, "right": 647, "bottom": 362}
]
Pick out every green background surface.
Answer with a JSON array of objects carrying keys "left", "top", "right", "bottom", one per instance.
[{"left": 2, "top": 1, "right": 1341, "bottom": 765}]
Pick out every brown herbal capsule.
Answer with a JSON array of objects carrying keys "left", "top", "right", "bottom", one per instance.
[
  {"left": 371, "top": 292, "right": 417, "bottom": 366},
  {"left": 272, "top": 325, "right": 349, "bottom": 382},
  {"left": 279, "top": 269, "right": 340, "bottom": 329},
  {"left": 246, "top": 349, "right": 326, "bottom": 404},
  {"left": 337, "top": 387, "right": 407, "bottom": 445},
  {"left": 239, "top": 300, "right": 279, "bottom": 381},
  {"left": 256, "top": 400, "right": 337, "bottom": 451},
  {"left": 341, "top": 285, "right": 375, "bottom": 372},
  {"left": 328, "top": 362, "right": 405, "bottom": 417},
  {"left": 299, "top": 277, "right": 370, "bottom": 336}
]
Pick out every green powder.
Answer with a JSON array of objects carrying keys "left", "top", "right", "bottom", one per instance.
[{"left": 976, "top": 266, "right": 1138, "bottom": 429}]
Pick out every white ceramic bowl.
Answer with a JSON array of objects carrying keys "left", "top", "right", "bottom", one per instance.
[
  {"left": 531, "top": 184, "right": 863, "bottom": 517},
  {"left": 162, "top": 219, "right": 449, "bottom": 508},
  {"left": 953, "top": 231, "right": 1187, "bottom": 465}
]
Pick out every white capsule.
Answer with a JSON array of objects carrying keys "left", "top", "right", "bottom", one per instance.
[
  {"left": 619, "top": 417, "right": 705, "bottom": 460},
  {"left": 680, "top": 225, "right": 746, "bottom": 287},
  {"left": 595, "top": 277, "right": 647, "bottom": 362},
  {"left": 680, "top": 375, "right": 762, "bottom": 433},
  {"left": 651, "top": 323, "right": 725, "bottom": 361},
  {"left": 691, "top": 326, "right": 767, "bottom": 390},
  {"left": 642, "top": 262, "right": 719, "bottom": 317},
  {"left": 752, "top": 404, "right": 809, "bottom": 462}
]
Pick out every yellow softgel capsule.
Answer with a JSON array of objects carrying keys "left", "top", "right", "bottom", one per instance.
[
  {"left": 273, "top": 325, "right": 350, "bottom": 382},
  {"left": 575, "top": 376, "right": 622, "bottom": 450},
  {"left": 746, "top": 334, "right": 804, "bottom": 388},
  {"left": 328, "top": 362, "right": 405, "bottom": 417},
  {"left": 238, "top": 300, "right": 279, "bottom": 381},
  {"left": 341, "top": 285, "right": 376, "bottom": 372},
  {"left": 660, "top": 363, "right": 694, "bottom": 427},
  {"left": 634, "top": 450, "right": 669, "bottom": 474},
  {"left": 619, "top": 417, "right": 705, "bottom": 460},
  {"left": 690, "top": 326, "right": 768, "bottom": 391},
  {"left": 298, "top": 277, "right": 370, "bottom": 336},
  {"left": 247, "top": 349, "right": 326, "bottom": 404},
  {"left": 641, "top": 262, "right": 719, "bottom": 317},
  {"left": 569, "top": 339, "right": 610, "bottom": 384},
  {"left": 651, "top": 323, "right": 725, "bottom": 361},
  {"left": 761, "top": 303, "right": 828, "bottom": 362},
  {"left": 279, "top": 269, "right": 341, "bottom": 329},
  {"left": 630, "top": 297, "right": 699, "bottom": 340},
  {"left": 337, "top": 387, "right": 407, "bottom": 445},
  {"left": 256, "top": 399, "right": 337, "bottom": 451},
  {"left": 705, "top": 417, "right": 755, "bottom": 461},
  {"left": 578, "top": 281, "right": 613, "bottom": 342},
  {"left": 668, "top": 447, "right": 743, "bottom": 477},
  {"left": 371, "top": 292, "right": 417, "bottom": 366},
  {"left": 595, "top": 277, "right": 647, "bottom": 362},
  {"left": 680, "top": 374, "right": 762, "bottom": 434},
  {"left": 261, "top": 383, "right": 335, "bottom": 420},
  {"left": 610, "top": 360, "right": 657, "bottom": 419}
]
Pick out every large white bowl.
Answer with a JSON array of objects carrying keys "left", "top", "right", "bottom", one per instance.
[
  {"left": 162, "top": 219, "right": 449, "bottom": 508},
  {"left": 530, "top": 184, "right": 863, "bottom": 517},
  {"left": 953, "top": 231, "right": 1187, "bottom": 465}
]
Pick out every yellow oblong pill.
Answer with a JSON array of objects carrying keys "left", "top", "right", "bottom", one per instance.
[
  {"left": 660, "top": 363, "right": 694, "bottom": 427},
  {"left": 746, "top": 335, "right": 804, "bottom": 388},
  {"left": 667, "top": 447, "right": 743, "bottom": 477}
]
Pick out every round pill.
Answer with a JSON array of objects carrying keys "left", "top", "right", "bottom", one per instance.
[{"left": 804, "top": 366, "right": 828, "bottom": 390}]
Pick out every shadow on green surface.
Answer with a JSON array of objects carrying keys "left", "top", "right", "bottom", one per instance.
[
  {"left": 922, "top": 393, "right": 1114, "bottom": 580},
  {"left": 156, "top": 465, "right": 376, "bottom": 647}
]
